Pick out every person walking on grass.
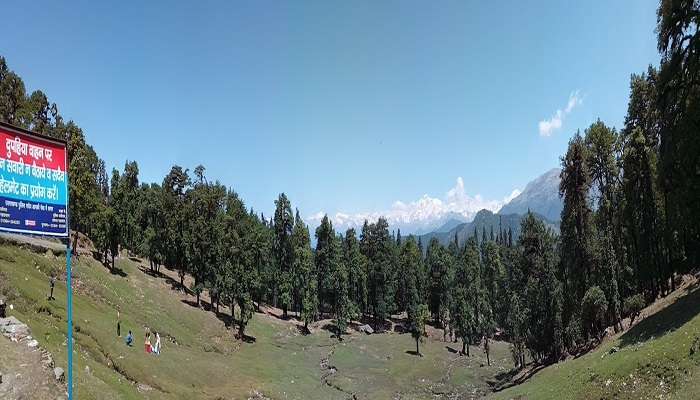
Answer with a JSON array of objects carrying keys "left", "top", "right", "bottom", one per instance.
[
  {"left": 117, "top": 309, "right": 121, "bottom": 337},
  {"left": 48, "top": 273, "right": 56, "bottom": 301},
  {"left": 153, "top": 332, "right": 161, "bottom": 355},
  {"left": 125, "top": 330, "right": 133, "bottom": 346},
  {"left": 145, "top": 329, "right": 152, "bottom": 354}
]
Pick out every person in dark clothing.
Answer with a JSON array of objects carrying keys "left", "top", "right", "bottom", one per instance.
[
  {"left": 48, "top": 274, "right": 56, "bottom": 300},
  {"left": 117, "top": 309, "right": 121, "bottom": 336},
  {"left": 125, "top": 330, "right": 133, "bottom": 346}
]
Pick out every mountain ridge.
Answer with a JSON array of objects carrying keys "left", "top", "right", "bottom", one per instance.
[{"left": 498, "top": 168, "right": 562, "bottom": 222}]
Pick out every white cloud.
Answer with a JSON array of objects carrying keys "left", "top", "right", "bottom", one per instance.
[
  {"left": 306, "top": 178, "right": 520, "bottom": 233},
  {"left": 539, "top": 90, "right": 583, "bottom": 137}
]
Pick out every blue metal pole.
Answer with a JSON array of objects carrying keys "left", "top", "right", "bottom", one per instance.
[
  {"left": 65, "top": 131, "right": 73, "bottom": 400},
  {"left": 66, "top": 242, "right": 73, "bottom": 399}
]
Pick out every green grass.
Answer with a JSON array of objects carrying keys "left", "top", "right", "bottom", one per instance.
[
  {"left": 0, "top": 244, "right": 511, "bottom": 399},
  {"left": 491, "top": 280, "right": 700, "bottom": 400},
  {"left": 4, "top": 241, "right": 697, "bottom": 399}
]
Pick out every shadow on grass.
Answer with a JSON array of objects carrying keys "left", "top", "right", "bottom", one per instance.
[
  {"left": 139, "top": 266, "right": 192, "bottom": 295},
  {"left": 405, "top": 350, "right": 423, "bottom": 357},
  {"left": 321, "top": 322, "right": 337, "bottom": 333},
  {"left": 213, "top": 307, "right": 234, "bottom": 328},
  {"left": 491, "top": 363, "right": 548, "bottom": 392},
  {"left": 237, "top": 333, "right": 257, "bottom": 343},
  {"left": 445, "top": 345, "right": 460, "bottom": 354},
  {"left": 109, "top": 267, "right": 128, "bottom": 277},
  {"left": 92, "top": 251, "right": 128, "bottom": 277},
  {"left": 296, "top": 324, "right": 311, "bottom": 335},
  {"left": 619, "top": 282, "right": 699, "bottom": 348}
]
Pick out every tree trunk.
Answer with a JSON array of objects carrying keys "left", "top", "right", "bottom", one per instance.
[
  {"left": 111, "top": 252, "right": 115, "bottom": 270},
  {"left": 238, "top": 300, "right": 246, "bottom": 339},
  {"left": 670, "top": 273, "right": 676, "bottom": 292},
  {"left": 238, "top": 320, "right": 245, "bottom": 339},
  {"left": 485, "top": 338, "right": 490, "bottom": 366},
  {"left": 231, "top": 300, "right": 236, "bottom": 328},
  {"left": 72, "top": 231, "right": 79, "bottom": 256},
  {"left": 415, "top": 337, "right": 420, "bottom": 356},
  {"left": 461, "top": 339, "right": 466, "bottom": 356}
]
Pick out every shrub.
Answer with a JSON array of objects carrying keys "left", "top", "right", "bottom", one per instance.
[
  {"left": 582, "top": 286, "right": 608, "bottom": 340},
  {"left": 565, "top": 316, "right": 583, "bottom": 349},
  {"left": 623, "top": 294, "right": 645, "bottom": 325}
]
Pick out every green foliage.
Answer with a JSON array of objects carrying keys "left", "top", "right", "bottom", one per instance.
[
  {"left": 582, "top": 286, "right": 609, "bottom": 340},
  {"left": 361, "top": 217, "right": 396, "bottom": 330},
  {"left": 506, "top": 293, "right": 527, "bottom": 369},
  {"left": 344, "top": 228, "right": 367, "bottom": 319},
  {"left": 622, "top": 294, "right": 645, "bottom": 325},
  {"left": 273, "top": 193, "right": 294, "bottom": 317},
  {"left": 519, "top": 212, "right": 564, "bottom": 362},
  {"left": 560, "top": 132, "right": 596, "bottom": 326},
  {"left": 293, "top": 211, "right": 317, "bottom": 330},
  {"left": 656, "top": 0, "right": 700, "bottom": 272},
  {"left": 314, "top": 215, "right": 336, "bottom": 313}
]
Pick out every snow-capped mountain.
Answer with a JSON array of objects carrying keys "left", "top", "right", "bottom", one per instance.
[{"left": 498, "top": 168, "right": 562, "bottom": 222}]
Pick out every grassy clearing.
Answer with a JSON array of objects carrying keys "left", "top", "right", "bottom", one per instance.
[
  {"left": 491, "top": 277, "right": 700, "bottom": 400},
  {"left": 0, "top": 243, "right": 512, "bottom": 399}
]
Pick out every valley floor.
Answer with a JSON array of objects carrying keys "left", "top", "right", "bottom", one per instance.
[
  {"left": 0, "top": 242, "right": 511, "bottom": 400},
  {"left": 1, "top": 239, "right": 698, "bottom": 400}
]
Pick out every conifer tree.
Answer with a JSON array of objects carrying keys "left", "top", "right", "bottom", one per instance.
[{"left": 273, "top": 193, "right": 294, "bottom": 318}]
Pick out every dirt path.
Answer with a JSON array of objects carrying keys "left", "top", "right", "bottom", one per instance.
[
  {"left": 320, "top": 337, "right": 358, "bottom": 400},
  {"left": 0, "top": 334, "right": 65, "bottom": 400}
]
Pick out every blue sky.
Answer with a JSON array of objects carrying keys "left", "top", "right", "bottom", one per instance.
[{"left": 0, "top": 1, "right": 660, "bottom": 225}]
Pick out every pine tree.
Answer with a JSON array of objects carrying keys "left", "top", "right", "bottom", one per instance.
[
  {"left": 273, "top": 193, "right": 294, "bottom": 318},
  {"left": 315, "top": 215, "right": 336, "bottom": 315},
  {"left": 344, "top": 228, "right": 367, "bottom": 320},
  {"left": 656, "top": 0, "right": 700, "bottom": 272},
  {"left": 560, "top": 133, "right": 596, "bottom": 329},
  {"left": 361, "top": 218, "right": 395, "bottom": 330},
  {"left": 293, "top": 211, "right": 316, "bottom": 332},
  {"left": 520, "top": 212, "right": 564, "bottom": 362},
  {"left": 403, "top": 237, "right": 428, "bottom": 356}
]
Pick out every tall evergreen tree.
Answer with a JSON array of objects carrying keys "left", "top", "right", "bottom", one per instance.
[
  {"left": 273, "top": 193, "right": 294, "bottom": 317},
  {"left": 559, "top": 132, "right": 596, "bottom": 328},
  {"left": 293, "top": 211, "right": 317, "bottom": 332}
]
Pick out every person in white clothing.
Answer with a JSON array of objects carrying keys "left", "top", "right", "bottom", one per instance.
[{"left": 154, "top": 332, "right": 162, "bottom": 355}]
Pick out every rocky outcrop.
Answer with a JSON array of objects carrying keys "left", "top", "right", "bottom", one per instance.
[
  {"left": 0, "top": 316, "right": 30, "bottom": 341},
  {"left": 1, "top": 315, "right": 63, "bottom": 383}
]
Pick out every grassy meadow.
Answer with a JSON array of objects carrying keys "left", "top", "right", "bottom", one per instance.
[{"left": 0, "top": 242, "right": 512, "bottom": 399}]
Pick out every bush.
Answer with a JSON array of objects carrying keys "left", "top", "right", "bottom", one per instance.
[
  {"left": 623, "top": 294, "right": 645, "bottom": 325},
  {"left": 565, "top": 316, "right": 583, "bottom": 349},
  {"left": 582, "top": 286, "right": 608, "bottom": 340}
]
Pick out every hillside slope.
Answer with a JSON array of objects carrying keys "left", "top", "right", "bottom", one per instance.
[
  {"left": 0, "top": 242, "right": 514, "bottom": 400},
  {"left": 490, "top": 275, "right": 700, "bottom": 400}
]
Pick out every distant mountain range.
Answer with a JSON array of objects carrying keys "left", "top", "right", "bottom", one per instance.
[
  {"left": 498, "top": 168, "right": 562, "bottom": 222},
  {"left": 412, "top": 168, "right": 563, "bottom": 247},
  {"left": 307, "top": 168, "right": 564, "bottom": 243},
  {"left": 416, "top": 209, "right": 559, "bottom": 248}
]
